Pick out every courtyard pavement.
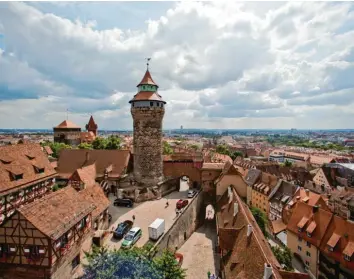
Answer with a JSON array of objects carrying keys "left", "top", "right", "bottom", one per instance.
[
  {"left": 105, "top": 188, "right": 192, "bottom": 250},
  {"left": 178, "top": 223, "right": 219, "bottom": 279}
]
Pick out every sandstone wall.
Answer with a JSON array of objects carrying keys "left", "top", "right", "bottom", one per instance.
[
  {"left": 131, "top": 107, "right": 164, "bottom": 186},
  {"left": 163, "top": 162, "right": 202, "bottom": 185},
  {"left": 153, "top": 190, "right": 205, "bottom": 256}
]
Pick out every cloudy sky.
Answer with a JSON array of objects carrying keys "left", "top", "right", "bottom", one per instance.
[{"left": 0, "top": 1, "right": 354, "bottom": 130}]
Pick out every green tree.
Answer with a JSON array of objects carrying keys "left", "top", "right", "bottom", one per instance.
[
  {"left": 231, "top": 151, "right": 244, "bottom": 160},
  {"left": 283, "top": 160, "right": 293, "bottom": 167},
  {"left": 92, "top": 137, "right": 107, "bottom": 149},
  {"left": 271, "top": 246, "right": 293, "bottom": 271},
  {"left": 189, "top": 144, "right": 199, "bottom": 150},
  {"left": 83, "top": 246, "right": 185, "bottom": 279},
  {"left": 78, "top": 142, "right": 93, "bottom": 149},
  {"left": 106, "top": 135, "right": 122, "bottom": 150},
  {"left": 42, "top": 142, "right": 71, "bottom": 158},
  {"left": 154, "top": 250, "right": 186, "bottom": 279},
  {"left": 250, "top": 207, "right": 268, "bottom": 236},
  {"left": 216, "top": 145, "right": 231, "bottom": 157},
  {"left": 163, "top": 141, "right": 173, "bottom": 155}
]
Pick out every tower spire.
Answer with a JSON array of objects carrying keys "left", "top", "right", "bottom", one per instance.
[{"left": 145, "top": 57, "right": 151, "bottom": 70}]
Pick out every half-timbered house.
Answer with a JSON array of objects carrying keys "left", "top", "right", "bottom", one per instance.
[
  {"left": 0, "top": 187, "right": 95, "bottom": 279},
  {"left": 0, "top": 143, "right": 57, "bottom": 226},
  {"left": 68, "top": 163, "right": 111, "bottom": 231}
]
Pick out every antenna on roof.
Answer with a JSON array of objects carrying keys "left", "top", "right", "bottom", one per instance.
[{"left": 145, "top": 57, "right": 151, "bottom": 70}]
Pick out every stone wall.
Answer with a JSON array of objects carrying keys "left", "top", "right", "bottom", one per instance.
[
  {"left": 131, "top": 107, "right": 164, "bottom": 186},
  {"left": 153, "top": 190, "right": 205, "bottom": 257},
  {"left": 163, "top": 162, "right": 202, "bottom": 185}
]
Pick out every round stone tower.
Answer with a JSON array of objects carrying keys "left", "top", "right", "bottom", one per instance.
[{"left": 129, "top": 65, "right": 166, "bottom": 186}]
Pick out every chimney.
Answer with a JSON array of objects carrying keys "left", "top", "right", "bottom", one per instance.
[
  {"left": 247, "top": 224, "right": 253, "bottom": 237},
  {"left": 264, "top": 263, "right": 273, "bottom": 279},
  {"left": 313, "top": 205, "right": 319, "bottom": 213}
]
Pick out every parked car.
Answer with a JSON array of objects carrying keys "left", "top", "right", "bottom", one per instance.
[
  {"left": 121, "top": 227, "right": 142, "bottom": 249},
  {"left": 113, "top": 220, "right": 133, "bottom": 239},
  {"left": 187, "top": 189, "right": 197, "bottom": 198},
  {"left": 176, "top": 199, "right": 189, "bottom": 210},
  {"left": 114, "top": 198, "right": 134, "bottom": 208}
]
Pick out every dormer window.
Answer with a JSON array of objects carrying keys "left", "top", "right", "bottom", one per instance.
[
  {"left": 9, "top": 172, "right": 23, "bottom": 181},
  {"left": 0, "top": 159, "right": 11, "bottom": 164},
  {"left": 344, "top": 254, "right": 351, "bottom": 262},
  {"left": 298, "top": 227, "right": 303, "bottom": 233},
  {"left": 26, "top": 155, "right": 35, "bottom": 160},
  {"left": 307, "top": 232, "right": 311, "bottom": 238},
  {"left": 328, "top": 245, "right": 334, "bottom": 252},
  {"left": 33, "top": 166, "right": 45, "bottom": 174}
]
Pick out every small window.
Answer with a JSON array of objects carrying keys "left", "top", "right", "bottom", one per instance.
[
  {"left": 298, "top": 246, "right": 302, "bottom": 252},
  {"left": 0, "top": 244, "right": 10, "bottom": 257},
  {"left": 72, "top": 254, "right": 80, "bottom": 269},
  {"left": 157, "top": 102, "right": 160, "bottom": 107},
  {"left": 328, "top": 245, "right": 334, "bottom": 252},
  {"left": 344, "top": 254, "right": 351, "bottom": 261},
  {"left": 298, "top": 236, "right": 302, "bottom": 242},
  {"left": 132, "top": 103, "right": 135, "bottom": 107},
  {"left": 306, "top": 251, "right": 311, "bottom": 257},
  {"left": 298, "top": 227, "right": 302, "bottom": 232},
  {"left": 150, "top": 102, "right": 153, "bottom": 107},
  {"left": 306, "top": 241, "right": 311, "bottom": 248}
]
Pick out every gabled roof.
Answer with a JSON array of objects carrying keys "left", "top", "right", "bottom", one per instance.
[
  {"left": 69, "top": 163, "right": 97, "bottom": 188},
  {"left": 137, "top": 69, "right": 158, "bottom": 87},
  {"left": 319, "top": 214, "right": 354, "bottom": 270},
  {"left": 57, "top": 149, "right": 131, "bottom": 179},
  {"left": 55, "top": 120, "right": 81, "bottom": 129},
  {"left": 0, "top": 143, "right": 56, "bottom": 195},
  {"left": 287, "top": 202, "right": 333, "bottom": 247},
  {"left": 18, "top": 187, "right": 95, "bottom": 240},
  {"left": 216, "top": 185, "right": 283, "bottom": 279},
  {"left": 78, "top": 183, "right": 110, "bottom": 220}
]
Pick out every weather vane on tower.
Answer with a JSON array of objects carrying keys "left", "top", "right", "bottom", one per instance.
[{"left": 145, "top": 57, "right": 151, "bottom": 70}]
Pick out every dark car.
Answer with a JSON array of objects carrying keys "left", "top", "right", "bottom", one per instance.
[
  {"left": 114, "top": 220, "right": 134, "bottom": 239},
  {"left": 176, "top": 199, "right": 189, "bottom": 210},
  {"left": 114, "top": 198, "right": 134, "bottom": 208}
]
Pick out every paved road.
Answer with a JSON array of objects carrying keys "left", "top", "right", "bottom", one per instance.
[
  {"left": 178, "top": 224, "right": 219, "bottom": 279},
  {"left": 106, "top": 190, "right": 192, "bottom": 250}
]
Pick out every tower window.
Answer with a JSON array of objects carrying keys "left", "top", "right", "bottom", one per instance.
[
  {"left": 132, "top": 103, "right": 135, "bottom": 107},
  {"left": 157, "top": 102, "right": 160, "bottom": 107},
  {"left": 150, "top": 102, "right": 153, "bottom": 107}
]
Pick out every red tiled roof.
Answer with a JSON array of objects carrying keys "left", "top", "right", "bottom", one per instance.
[
  {"left": 216, "top": 185, "right": 283, "bottom": 279},
  {"left": 56, "top": 149, "right": 131, "bottom": 179},
  {"left": 0, "top": 143, "right": 56, "bottom": 195},
  {"left": 55, "top": 120, "right": 81, "bottom": 129},
  {"left": 130, "top": 91, "right": 165, "bottom": 102},
  {"left": 320, "top": 215, "right": 354, "bottom": 270},
  {"left": 287, "top": 202, "right": 333, "bottom": 247},
  {"left": 18, "top": 187, "right": 95, "bottom": 240},
  {"left": 137, "top": 69, "right": 158, "bottom": 87},
  {"left": 43, "top": 145, "right": 53, "bottom": 155},
  {"left": 78, "top": 183, "right": 110, "bottom": 220}
]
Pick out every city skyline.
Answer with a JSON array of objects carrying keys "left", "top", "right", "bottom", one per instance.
[{"left": 1, "top": 1, "right": 354, "bottom": 130}]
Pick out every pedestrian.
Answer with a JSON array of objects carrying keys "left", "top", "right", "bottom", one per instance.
[
  {"left": 166, "top": 200, "right": 169, "bottom": 207},
  {"left": 207, "top": 271, "right": 211, "bottom": 278},
  {"left": 132, "top": 215, "right": 135, "bottom": 222}
]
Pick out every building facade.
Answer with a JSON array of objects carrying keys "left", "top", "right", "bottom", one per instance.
[
  {"left": 53, "top": 116, "right": 97, "bottom": 146},
  {"left": 0, "top": 143, "right": 57, "bottom": 225},
  {"left": 129, "top": 67, "right": 166, "bottom": 186}
]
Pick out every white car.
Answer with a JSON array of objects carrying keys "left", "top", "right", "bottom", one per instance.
[{"left": 187, "top": 190, "right": 197, "bottom": 198}]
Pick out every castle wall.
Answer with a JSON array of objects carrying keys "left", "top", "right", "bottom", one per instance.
[{"left": 131, "top": 106, "right": 165, "bottom": 186}]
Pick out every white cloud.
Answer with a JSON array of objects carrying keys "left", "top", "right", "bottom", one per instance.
[{"left": 0, "top": 1, "right": 354, "bottom": 129}]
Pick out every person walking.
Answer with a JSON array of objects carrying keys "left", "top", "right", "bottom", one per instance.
[{"left": 132, "top": 215, "right": 135, "bottom": 222}]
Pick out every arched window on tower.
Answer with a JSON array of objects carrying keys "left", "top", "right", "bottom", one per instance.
[{"left": 150, "top": 102, "right": 153, "bottom": 107}]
